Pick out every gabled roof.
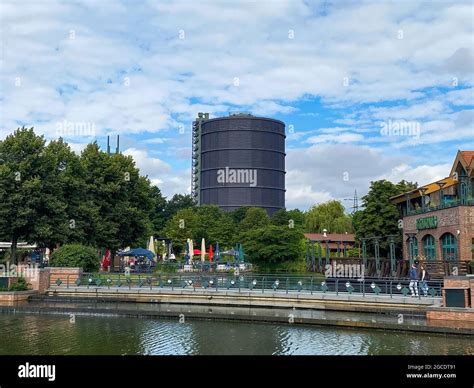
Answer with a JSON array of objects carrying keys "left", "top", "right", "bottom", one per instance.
[
  {"left": 391, "top": 150, "right": 474, "bottom": 204},
  {"left": 450, "top": 150, "right": 474, "bottom": 176}
]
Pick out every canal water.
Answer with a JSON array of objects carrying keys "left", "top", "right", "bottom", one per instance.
[{"left": 0, "top": 313, "right": 472, "bottom": 355}]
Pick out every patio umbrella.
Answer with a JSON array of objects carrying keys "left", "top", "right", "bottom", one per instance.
[
  {"left": 239, "top": 243, "right": 245, "bottom": 263},
  {"left": 201, "top": 238, "right": 206, "bottom": 262},
  {"left": 215, "top": 242, "right": 221, "bottom": 262},
  {"left": 189, "top": 239, "right": 194, "bottom": 264},
  {"left": 234, "top": 244, "right": 240, "bottom": 262},
  {"left": 209, "top": 244, "right": 213, "bottom": 262},
  {"left": 101, "top": 249, "right": 111, "bottom": 271},
  {"left": 117, "top": 248, "right": 155, "bottom": 260},
  {"left": 147, "top": 236, "right": 155, "bottom": 260},
  {"left": 184, "top": 240, "right": 190, "bottom": 264}
]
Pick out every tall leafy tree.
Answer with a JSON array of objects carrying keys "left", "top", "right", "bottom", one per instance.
[
  {"left": 239, "top": 225, "right": 305, "bottom": 264},
  {"left": 272, "top": 208, "right": 305, "bottom": 228},
  {"left": 238, "top": 207, "right": 270, "bottom": 233},
  {"left": 163, "top": 194, "right": 195, "bottom": 221},
  {"left": 304, "top": 200, "right": 353, "bottom": 233},
  {"left": 149, "top": 186, "right": 167, "bottom": 236},
  {"left": 353, "top": 179, "right": 417, "bottom": 255},
  {"left": 162, "top": 208, "right": 198, "bottom": 254},
  {"left": 0, "top": 127, "right": 46, "bottom": 263}
]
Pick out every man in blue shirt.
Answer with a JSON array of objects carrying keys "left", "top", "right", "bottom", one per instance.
[{"left": 409, "top": 263, "right": 419, "bottom": 297}]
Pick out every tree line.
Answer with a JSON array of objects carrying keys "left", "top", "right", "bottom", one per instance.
[{"left": 0, "top": 127, "right": 415, "bottom": 264}]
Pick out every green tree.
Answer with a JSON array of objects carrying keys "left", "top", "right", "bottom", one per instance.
[
  {"left": 50, "top": 244, "right": 100, "bottom": 272},
  {"left": 272, "top": 208, "right": 305, "bottom": 228},
  {"left": 80, "top": 144, "right": 154, "bottom": 251},
  {"left": 149, "top": 186, "right": 167, "bottom": 235},
  {"left": 193, "top": 205, "right": 234, "bottom": 248},
  {"left": 163, "top": 194, "right": 195, "bottom": 221},
  {"left": 304, "top": 200, "right": 353, "bottom": 233},
  {"left": 0, "top": 127, "right": 46, "bottom": 263},
  {"left": 228, "top": 207, "right": 250, "bottom": 224},
  {"left": 239, "top": 225, "right": 305, "bottom": 264},
  {"left": 238, "top": 207, "right": 270, "bottom": 233},
  {"left": 353, "top": 179, "right": 417, "bottom": 255},
  {"left": 162, "top": 208, "right": 198, "bottom": 254}
]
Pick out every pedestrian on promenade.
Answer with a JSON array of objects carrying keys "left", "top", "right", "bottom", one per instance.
[
  {"left": 409, "top": 263, "right": 419, "bottom": 297},
  {"left": 420, "top": 264, "right": 430, "bottom": 297}
]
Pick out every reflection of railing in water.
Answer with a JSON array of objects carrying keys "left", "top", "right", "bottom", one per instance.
[{"left": 50, "top": 272, "right": 443, "bottom": 299}]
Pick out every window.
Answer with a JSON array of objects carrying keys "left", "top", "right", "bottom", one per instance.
[
  {"left": 441, "top": 233, "right": 457, "bottom": 261},
  {"left": 472, "top": 238, "right": 474, "bottom": 260},
  {"left": 423, "top": 235, "right": 436, "bottom": 261},
  {"left": 408, "top": 237, "right": 418, "bottom": 258}
]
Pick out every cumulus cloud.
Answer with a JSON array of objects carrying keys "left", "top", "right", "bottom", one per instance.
[{"left": 1, "top": 0, "right": 472, "bottom": 208}]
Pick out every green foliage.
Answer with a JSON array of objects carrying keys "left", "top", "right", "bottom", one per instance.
[
  {"left": 163, "top": 208, "right": 198, "bottom": 254},
  {"left": 0, "top": 127, "right": 47, "bottom": 262},
  {"left": 304, "top": 200, "right": 353, "bottom": 233},
  {"left": 163, "top": 194, "right": 195, "bottom": 221},
  {"left": 239, "top": 225, "right": 305, "bottom": 264},
  {"left": 228, "top": 207, "right": 250, "bottom": 224},
  {"left": 272, "top": 208, "right": 305, "bottom": 228},
  {"left": 346, "top": 247, "right": 361, "bottom": 257},
  {"left": 50, "top": 244, "right": 100, "bottom": 272},
  {"left": 239, "top": 207, "right": 270, "bottom": 232},
  {"left": 353, "top": 179, "right": 417, "bottom": 255},
  {"left": 8, "top": 277, "right": 29, "bottom": 291}
]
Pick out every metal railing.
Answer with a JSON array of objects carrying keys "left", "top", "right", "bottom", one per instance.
[
  {"left": 51, "top": 273, "right": 443, "bottom": 299},
  {"left": 405, "top": 197, "right": 474, "bottom": 216}
]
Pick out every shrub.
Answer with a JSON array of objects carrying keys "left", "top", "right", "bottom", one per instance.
[
  {"left": 8, "top": 277, "right": 29, "bottom": 291},
  {"left": 50, "top": 244, "right": 100, "bottom": 272}
]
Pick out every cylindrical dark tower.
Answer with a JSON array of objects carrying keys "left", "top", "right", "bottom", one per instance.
[{"left": 193, "top": 112, "right": 285, "bottom": 216}]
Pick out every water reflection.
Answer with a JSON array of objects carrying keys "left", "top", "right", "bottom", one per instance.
[{"left": 0, "top": 314, "right": 472, "bottom": 355}]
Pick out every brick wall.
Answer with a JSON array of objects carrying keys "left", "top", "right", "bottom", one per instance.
[
  {"left": 427, "top": 309, "right": 474, "bottom": 322},
  {"left": 48, "top": 268, "right": 82, "bottom": 288},
  {"left": 402, "top": 206, "right": 473, "bottom": 261}
]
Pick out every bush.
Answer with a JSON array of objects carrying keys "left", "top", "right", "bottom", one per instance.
[
  {"left": 8, "top": 277, "right": 29, "bottom": 291},
  {"left": 50, "top": 244, "right": 100, "bottom": 272}
]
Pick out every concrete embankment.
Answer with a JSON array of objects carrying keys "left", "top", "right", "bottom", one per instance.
[
  {"left": 43, "top": 286, "right": 441, "bottom": 313},
  {"left": 2, "top": 286, "right": 467, "bottom": 336},
  {"left": 1, "top": 286, "right": 470, "bottom": 335}
]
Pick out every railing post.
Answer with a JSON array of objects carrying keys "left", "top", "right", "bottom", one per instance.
[
  {"left": 336, "top": 279, "right": 339, "bottom": 296},
  {"left": 262, "top": 277, "right": 265, "bottom": 294},
  {"left": 390, "top": 281, "right": 393, "bottom": 298},
  {"left": 310, "top": 277, "right": 313, "bottom": 295},
  {"left": 286, "top": 278, "right": 288, "bottom": 294},
  {"left": 362, "top": 280, "right": 365, "bottom": 297},
  {"left": 67, "top": 275, "right": 69, "bottom": 289}
]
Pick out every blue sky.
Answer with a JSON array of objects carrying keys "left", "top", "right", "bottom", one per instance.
[{"left": 1, "top": 0, "right": 473, "bottom": 210}]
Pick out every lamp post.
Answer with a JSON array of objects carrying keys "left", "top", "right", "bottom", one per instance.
[
  {"left": 387, "top": 235, "right": 397, "bottom": 276},
  {"left": 373, "top": 237, "right": 381, "bottom": 275},
  {"left": 406, "top": 232, "right": 417, "bottom": 267}
]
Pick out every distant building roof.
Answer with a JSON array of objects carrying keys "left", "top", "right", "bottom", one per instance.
[{"left": 304, "top": 233, "right": 355, "bottom": 243}]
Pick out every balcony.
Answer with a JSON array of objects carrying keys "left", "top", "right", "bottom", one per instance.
[{"left": 404, "top": 197, "right": 474, "bottom": 216}]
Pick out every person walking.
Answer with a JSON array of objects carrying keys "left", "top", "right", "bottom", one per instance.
[
  {"left": 409, "top": 263, "right": 419, "bottom": 297},
  {"left": 420, "top": 264, "right": 430, "bottom": 297}
]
